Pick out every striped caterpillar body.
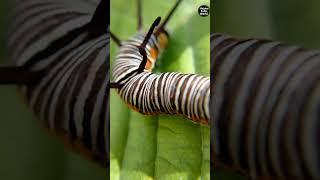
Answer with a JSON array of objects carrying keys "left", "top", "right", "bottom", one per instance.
[
  {"left": 6, "top": 0, "right": 109, "bottom": 166},
  {"left": 212, "top": 33, "right": 320, "bottom": 178},
  {"left": 111, "top": 0, "right": 210, "bottom": 125}
]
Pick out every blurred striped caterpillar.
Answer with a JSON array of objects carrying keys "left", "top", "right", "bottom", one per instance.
[
  {"left": 110, "top": 0, "right": 211, "bottom": 125},
  {"left": 1, "top": 0, "right": 109, "bottom": 166},
  {"left": 211, "top": 33, "right": 320, "bottom": 179}
]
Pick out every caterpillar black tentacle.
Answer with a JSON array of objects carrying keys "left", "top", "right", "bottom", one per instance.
[
  {"left": 137, "top": 0, "right": 143, "bottom": 30},
  {"left": 110, "top": 31, "right": 122, "bottom": 47},
  {"left": 0, "top": 66, "right": 43, "bottom": 85}
]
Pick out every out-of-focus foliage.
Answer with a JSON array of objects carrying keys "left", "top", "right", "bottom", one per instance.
[
  {"left": 110, "top": 0, "right": 210, "bottom": 179},
  {"left": 0, "top": 1, "right": 105, "bottom": 180},
  {"left": 214, "top": 0, "right": 272, "bottom": 39},
  {"left": 270, "top": 0, "right": 320, "bottom": 49}
]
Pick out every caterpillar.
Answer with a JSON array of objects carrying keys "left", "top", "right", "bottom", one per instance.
[
  {"left": 110, "top": 0, "right": 211, "bottom": 124},
  {"left": 2, "top": 0, "right": 109, "bottom": 167},
  {"left": 211, "top": 33, "right": 320, "bottom": 179}
]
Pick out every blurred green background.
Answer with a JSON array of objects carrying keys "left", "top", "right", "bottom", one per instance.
[
  {"left": 0, "top": 1, "right": 105, "bottom": 180},
  {"left": 214, "top": 0, "right": 320, "bottom": 179}
]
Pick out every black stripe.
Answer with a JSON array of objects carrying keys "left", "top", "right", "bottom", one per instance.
[
  {"left": 136, "top": 73, "right": 153, "bottom": 112},
  {"left": 88, "top": 0, "right": 108, "bottom": 37},
  {"left": 82, "top": 59, "right": 108, "bottom": 150},
  {"left": 177, "top": 74, "right": 192, "bottom": 114},
  {"left": 14, "top": 12, "right": 87, "bottom": 59},
  {"left": 235, "top": 40, "right": 269, "bottom": 170},
  {"left": 53, "top": 65, "right": 80, "bottom": 132},
  {"left": 68, "top": 44, "right": 103, "bottom": 140},
  {"left": 23, "top": 24, "right": 90, "bottom": 69},
  {"left": 157, "top": 73, "right": 166, "bottom": 112},
  {"left": 264, "top": 48, "right": 313, "bottom": 176},
  {"left": 248, "top": 43, "right": 284, "bottom": 175},
  {"left": 215, "top": 39, "right": 256, "bottom": 165},
  {"left": 287, "top": 57, "right": 320, "bottom": 177},
  {"left": 97, "top": 82, "right": 108, "bottom": 156}
]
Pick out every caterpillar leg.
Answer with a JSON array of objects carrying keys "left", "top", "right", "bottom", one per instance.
[
  {"left": 110, "top": 31, "right": 122, "bottom": 46},
  {"left": 0, "top": 66, "right": 42, "bottom": 85},
  {"left": 137, "top": 0, "right": 143, "bottom": 30},
  {"left": 109, "top": 82, "right": 124, "bottom": 89}
]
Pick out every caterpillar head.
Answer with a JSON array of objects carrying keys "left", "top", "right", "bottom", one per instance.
[{"left": 156, "top": 29, "right": 169, "bottom": 49}]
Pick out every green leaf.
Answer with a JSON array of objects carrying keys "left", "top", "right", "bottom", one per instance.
[{"left": 110, "top": 0, "right": 210, "bottom": 179}]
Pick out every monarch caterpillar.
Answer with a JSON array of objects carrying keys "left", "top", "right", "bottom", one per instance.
[
  {"left": 110, "top": 0, "right": 211, "bottom": 124},
  {"left": 211, "top": 33, "right": 320, "bottom": 179},
  {"left": 2, "top": 0, "right": 109, "bottom": 168},
  {"left": 109, "top": 1, "right": 210, "bottom": 179}
]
